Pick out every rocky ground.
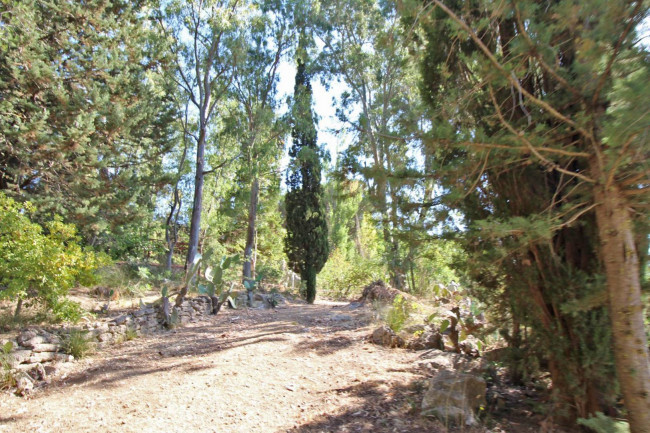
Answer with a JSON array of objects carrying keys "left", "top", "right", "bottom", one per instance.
[{"left": 0, "top": 299, "right": 563, "bottom": 432}]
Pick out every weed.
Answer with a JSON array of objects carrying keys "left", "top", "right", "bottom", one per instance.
[
  {"left": 0, "top": 342, "right": 16, "bottom": 389},
  {"left": 124, "top": 327, "right": 138, "bottom": 341},
  {"left": 60, "top": 329, "right": 94, "bottom": 359},
  {"left": 385, "top": 294, "right": 412, "bottom": 332}
]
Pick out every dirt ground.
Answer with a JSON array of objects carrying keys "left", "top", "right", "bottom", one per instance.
[{"left": 0, "top": 299, "right": 546, "bottom": 433}]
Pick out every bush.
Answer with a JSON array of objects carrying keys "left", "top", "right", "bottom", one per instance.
[
  {"left": 384, "top": 294, "right": 413, "bottom": 332},
  {"left": 0, "top": 192, "right": 107, "bottom": 321},
  {"left": 318, "top": 248, "right": 382, "bottom": 299}
]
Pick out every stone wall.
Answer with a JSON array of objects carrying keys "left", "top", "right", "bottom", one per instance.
[{"left": 2, "top": 296, "right": 214, "bottom": 371}]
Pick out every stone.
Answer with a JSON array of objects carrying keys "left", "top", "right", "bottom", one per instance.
[
  {"left": 10, "top": 350, "right": 32, "bottom": 365},
  {"left": 421, "top": 370, "right": 486, "bottom": 426},
  {"left": 97, "top": 333, "right": 113, "bottom": 343},
  {"left": 21, "top": 335, "right": 46, "bottom": 349},
  {"left": 54, "top": 353, "right": 74, "bottom": 362},
  {"left": 16, "top": 330, "right": 38, "bottom": 346},
  {"left": 40, "top": 331, "right": 61, "bottom": 344},
  {"left": 27, "top": 363, "right": 47, "bottom": 381},
  {"left": 16, "top": 376, "right": 34, "bottom": 396},
  {"left": 29, "top": 351, "right": 58, "bottom": 363},
  {"left": 408, "top": 328, "right": 444, "bottom": 351},
  {"left": 31, "top": 343, "right": 60, "bottom": 353},
  {"left": 371, "top": 326, "right": 405, "bottom": 348}
]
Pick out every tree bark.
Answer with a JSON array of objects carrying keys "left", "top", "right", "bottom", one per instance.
[
  {"left": 242, "top": 177, "right": 259, "bottom": 281},
  {"left": 14, "top": 298, "right": 22, "bottom": 318},
  {"left": 304, "top": 266, "right": 316, "bottom": 304},
  {"left": 186, "top": 127, "right": 206, "bottom": 268},
  {"left": 593, "top": 172, "right": 650, "bottom": 433}
]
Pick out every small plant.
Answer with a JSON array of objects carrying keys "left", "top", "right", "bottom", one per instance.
[
  {"left": 385, "top": 294, "right": 412, "bottom": 332},
  {"left": 61, "top": 329, "right": 93, "bottom": 359},
  {"left": 199, "top": 254, "right": 240, "bottom": 313},
  {"left": 578, "top": 412, "right": 630, "bottom": 433},
  {"left": 0, "top": 342, "right": 16, "bottom": 389},
  {"left": 124, "top": 327, "right": 138, "bottom": 341}
]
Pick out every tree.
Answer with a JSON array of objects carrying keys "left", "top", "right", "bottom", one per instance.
[
  {"left": 158, "top": 0, "right": 250, "bottom": 274},
  {"left": 404, "top": 0, "right": 649, "bottom": 428},
  {"left": 0, "top": 0, "right": 177, "bottom": 242},
  {"left": 284, "top": 51, "right": 329, "bottom": 304},
  {"left": 316, "top": 0, "right": 430, "bottom": 289},
  {"left": 230, "top": 0, "right": 292, "bottom": 294}
]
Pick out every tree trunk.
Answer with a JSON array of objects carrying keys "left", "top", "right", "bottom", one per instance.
[
  {"left": 304, "top": 267, "right": 316, "bottom": 304},
  {"left": 593, "top": 178, "right": 650, "bottom": 433},
  {"left": 243, "top": 177, "right": 259, "bottom": 281},
  {"left": 186, "top": 127, "right": 206, "bottom": 269},
  {"left": 14, "top": 298, "right": 22, "bottom": 318},
  {"left": 354, "top": 212, "right": 365, "bottom": 258}
]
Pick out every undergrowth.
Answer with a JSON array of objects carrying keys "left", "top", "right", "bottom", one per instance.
[
  {"left": 0, "top": 342, "right": 16, "bottom": 389},
  {"left": 60, "top": 329, "right": 94, "bottom": 359}
]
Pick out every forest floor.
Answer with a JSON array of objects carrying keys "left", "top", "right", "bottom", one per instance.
[{"left": 0, "top": 298, "right": 554, "bottom": 433}]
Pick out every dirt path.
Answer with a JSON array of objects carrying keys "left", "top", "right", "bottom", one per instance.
[{"left": 0, "top": 300, "right": 442, "bottom": 433}]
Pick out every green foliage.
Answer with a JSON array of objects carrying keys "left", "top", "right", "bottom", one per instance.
[
  {"left": 0, "top": 193, "right": 106, "bottom": 321},
  {"left": 284, "top": 59, "right": 329, "bottom": 304},
  {"left": 0, "top": 342, "right": 16, "bottom": 390},
  {"left": 124, "top": 327, "right": 138, "bottom": 342},
  {"left": 578, "top": 413, "right": 630, "bottom": 433},
  {"left": 0, "top": 0, "right": 177, "bottom": 241},
  {"left": 198, "top": 254, "right": 241, "bottom": 301},
  {"left": 60, "top": 329, "right": 94, "bottom": 359},
  {"left": 318, "top": 248, "right": 382, "bottom": 299},
  {"left": 384, "top": 295, "right": 412, "bottom": 333}
]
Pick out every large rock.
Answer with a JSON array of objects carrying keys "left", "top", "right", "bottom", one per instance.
[
  {"left": 371, "top": 325, "right": 405, "bottom": 348},
  {"left": 421, "top": 370, "right": 486, "bottom": 426},
  {"left": 408, "top": 327, "right": 444, "bottom": 351},
  {"left": 10, "top": 350, "right": 32, "bottom": 365}
]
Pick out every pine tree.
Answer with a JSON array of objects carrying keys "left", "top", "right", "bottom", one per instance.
[
  {"left": 284, "top": 58, "right": 329, "bottom": 304},
  {"left": 0, "top": 0, "right": 177, "bottom": 242},
  {"left": 403, "top": 0, "right": 650, "bottom": 428}
]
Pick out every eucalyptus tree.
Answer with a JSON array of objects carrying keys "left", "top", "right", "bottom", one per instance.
[
  {"left": 230, "top": 0, "right": 293, "bottom": 291},
  {"left": 403, "top": 0, "right": 650, "bottom": 428},
  {"left": 158, "top": 0, "right": 251, "bottom": 275},
  {"left": 0, "top": 0, "right": 177, "bottom": 242},
  {"left": 315, "top": 0, "right": 429, "bottom": 289}
]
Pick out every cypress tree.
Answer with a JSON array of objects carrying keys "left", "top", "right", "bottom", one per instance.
[{"left": 284, "top": 58, "right": 329, "bottom": 304}]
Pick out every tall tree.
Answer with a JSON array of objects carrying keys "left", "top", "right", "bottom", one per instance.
[
  {"left": 316, "top": 0, "right": 429, "bottom": 289},
  {"left": 284, "top": 49, "right": 329, "bottom": 304},
  {"left": 230, "top": 0, "right": 292, "bottom": 291},
  {"left": 158, "top": 0, "right": 249, "bottom": 274},
  {"left": 0, "top": 0, "right": 176, "bottom": 242},
  {"left": 404, "top": 0, "right": 650, "bottom": 428}
]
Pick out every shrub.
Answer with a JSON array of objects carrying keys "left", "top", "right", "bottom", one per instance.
[
  {"left": 0, "top": 342, "right": 16, "bottom": 389},
  {"left": 318, "top": 248, "right": 382, "bottom": 300},
  {"left": 0, "top": 193, "right": 107, "bottom": 321},
  {"left": 384, "top": 294, "right": 412, "bottom": 332},
  {"left": 60, "top": 329, "right": 94, "bottom": 359}
]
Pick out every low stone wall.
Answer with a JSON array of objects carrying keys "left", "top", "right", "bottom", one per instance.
[{"left": 2, "top": 296, "right": 214, "bottom": 371}]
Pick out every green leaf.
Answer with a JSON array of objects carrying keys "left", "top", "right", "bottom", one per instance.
[
  {"left": 439, "top": 319, "right": 450, "bottom": 333},
  {"left": 459, "top": 330, "right": 467, "bottom": 342},
  {"left": 2, "top": 342, "right": 13, "bottom": 354}
]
